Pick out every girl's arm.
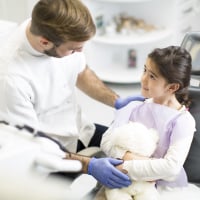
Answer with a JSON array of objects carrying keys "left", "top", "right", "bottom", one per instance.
[
  {"left": 116, "top": 137, "right": 192, "bottom": 180},
  {"left": 101, "top": 112, "right": 195, "bottom": 182},
  {"left": 121, "top": 114, "right": 195, "bottom": 182}
]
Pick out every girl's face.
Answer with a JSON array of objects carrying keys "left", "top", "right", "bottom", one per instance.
[{"left": 141, "top": 57, "right": 172, "bottom": 103}]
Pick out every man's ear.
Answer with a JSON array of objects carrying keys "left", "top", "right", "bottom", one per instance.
[
  {"left": 168, "top": 83, "right": 180, "bottom": 93},
  {"left": 39, "top": 37, "right": 53, "bottom": 49}
]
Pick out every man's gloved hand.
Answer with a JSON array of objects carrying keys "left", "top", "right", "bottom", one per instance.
[
  {"left": 88, "top": 157, "right": 131, "bottom": 188},
  {"left": 115, "top": 95, "right": 145, "bottom": 109}
]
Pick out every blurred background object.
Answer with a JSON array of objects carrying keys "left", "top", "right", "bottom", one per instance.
[{"left": 83, "top": 0, "right": 200, "bottom": 83}]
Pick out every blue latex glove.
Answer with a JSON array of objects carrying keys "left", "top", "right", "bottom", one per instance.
[
  {"left": 115, "top": 95, "right": 145, "bottom": 109},
  {"left": 88, "top": 157, "right": 131, "bottom": 188}
]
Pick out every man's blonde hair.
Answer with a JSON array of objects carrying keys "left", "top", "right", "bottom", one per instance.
[{"left": 30, "top": 0, "right": 96, "bottom": 46}]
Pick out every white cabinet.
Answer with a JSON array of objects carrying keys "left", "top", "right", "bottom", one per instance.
[{"left": 83, "top": 0, "right": 200, "bottom": 83}]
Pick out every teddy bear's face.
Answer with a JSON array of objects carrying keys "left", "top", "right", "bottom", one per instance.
[{"left": 112, "top": 121, "right": 159, "bottom": 157}]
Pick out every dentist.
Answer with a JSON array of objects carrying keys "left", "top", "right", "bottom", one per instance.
[{"left": 0, "top": 0, "right": 142, "bottom": 188}]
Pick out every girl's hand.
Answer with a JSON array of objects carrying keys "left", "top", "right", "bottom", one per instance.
[
  {"left": 123, "top": 151, "right": 149, "bottom": 161},
  {"left": 115, "top": 151, "right": 150, "bottom": 174}
]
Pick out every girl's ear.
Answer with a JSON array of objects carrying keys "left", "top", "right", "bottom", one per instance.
[{"left": 168, "top": 83, "right": 180, "bottom": 93}]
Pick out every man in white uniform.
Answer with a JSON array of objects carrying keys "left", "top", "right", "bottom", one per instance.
[{"left": 0, "top": 0, "right": 142, "bottom": 188}]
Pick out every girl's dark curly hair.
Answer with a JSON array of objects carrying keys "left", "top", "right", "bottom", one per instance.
[{"left": 148, "top": 46, "right": 192, "bottom": 107}]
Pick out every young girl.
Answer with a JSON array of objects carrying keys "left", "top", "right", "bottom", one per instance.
[{"left": 100, "top": 46, "right": 200, "bottom": 199}]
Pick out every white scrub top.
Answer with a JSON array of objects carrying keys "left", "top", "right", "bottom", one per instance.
[{"left": 0, "top": 19, "right": 95, "bottom": 152}]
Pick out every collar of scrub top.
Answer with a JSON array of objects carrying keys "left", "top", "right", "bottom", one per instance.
[{"left": 0, "top": 120, "right": 70, "bottom": 153}]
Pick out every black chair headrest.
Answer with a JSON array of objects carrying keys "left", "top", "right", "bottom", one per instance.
[{"left": 181, "top": 32, "right": 200, "bottom": 76}]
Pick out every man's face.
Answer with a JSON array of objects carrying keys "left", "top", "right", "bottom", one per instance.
[{"left": 44, "top": 41, "right": 85, "bottom": 58}]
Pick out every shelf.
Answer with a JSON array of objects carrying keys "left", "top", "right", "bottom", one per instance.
[
  {"left": 93, "top": 66, "right": 143, "bottom": 84},
  {"left": 84, "top": 0, "right": 179, "bottom": 84},
  {"left": 86, "top": 28, "right": 173, "bottom": 83},
  {"left": 93, "top": 29, "right": 173, "bottom": 45}
]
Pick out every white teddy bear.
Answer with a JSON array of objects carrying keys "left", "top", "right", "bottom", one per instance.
[{"left": 105, "top": 121, "right": 159, "bottom": 200}]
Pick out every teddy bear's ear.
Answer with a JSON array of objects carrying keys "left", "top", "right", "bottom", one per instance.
[{"left": 149, "top": 129, "right": 159, "bottom": 143}]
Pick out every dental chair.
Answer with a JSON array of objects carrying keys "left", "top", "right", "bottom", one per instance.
[{"left": 181, "top": 32, "right": 200, "bottom": 186}]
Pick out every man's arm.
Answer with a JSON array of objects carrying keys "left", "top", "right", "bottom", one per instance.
[
  {"left": 76, "top": 66, "right": 119, "bottom": 107},
  {"left": 65, "top": 152, "right": 90, "bottom": 173},
  {"left": 65, "top": 152, "right": 132, "bottom": 189},
  {"left": 76, "top": 66, "right": 145, "bottom": 109}
]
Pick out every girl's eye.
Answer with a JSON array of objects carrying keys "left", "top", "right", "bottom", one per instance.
[{"left": 150, "top": 74, "right": 156, "bottom": 80}]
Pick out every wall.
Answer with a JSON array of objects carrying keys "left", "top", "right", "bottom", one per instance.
[{"left": 0, "top": 0, "right": 38, "bottom": 23}]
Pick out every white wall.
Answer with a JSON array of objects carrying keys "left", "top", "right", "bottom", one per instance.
[{"left": 0, "top": 0, "right": 38, "bottom": 23}]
